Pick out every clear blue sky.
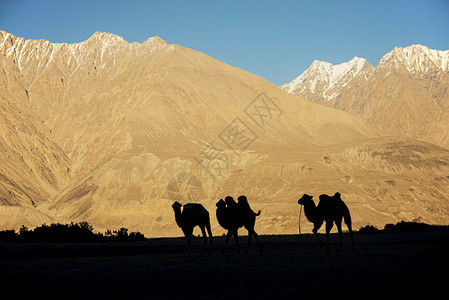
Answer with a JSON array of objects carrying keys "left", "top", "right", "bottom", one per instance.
[{"left": 1, "top": 0, "right": 448, "bottom": 85}]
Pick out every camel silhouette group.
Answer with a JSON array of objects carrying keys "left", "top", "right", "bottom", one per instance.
[
  {"left": 172, "top": 192, "right": 354, "bottom": 256},
  {"left": 172, "top": 195, "right": 262, "bottom": 256}
]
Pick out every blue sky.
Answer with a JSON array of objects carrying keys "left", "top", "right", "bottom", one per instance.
[{"left": 1, "top": 0, "right": 448, "bottom": 85}]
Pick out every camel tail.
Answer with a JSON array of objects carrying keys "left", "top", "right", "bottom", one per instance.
[{"left": 255, "top": 210, "right": 261, "bottom": 216}]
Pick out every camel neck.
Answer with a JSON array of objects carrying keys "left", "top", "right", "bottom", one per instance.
[
  {"left": 303, "top": 201, "right": 319, "bottom": 223},
  {"left": 174, "top": 208, "right": 183, "bottom": 228}
]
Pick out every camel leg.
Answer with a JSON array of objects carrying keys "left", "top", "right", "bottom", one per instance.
[
  {"left": 245, "top": 230, "right": 252, "bottom": 254},
  {"left": 335, "top": 218, "right": 343, "bottom": 252},
  {"left": 346, "top": 221, "right": 355, "bottom": 252},
  {"left": 325, "top": 221, "right": 333, "bottom": 252},
  {"left": 246, "top": 229, "right": 262, "bottom": 253},
  {"left": 312, "top": 221, "right": 324, "bottom": 249},
  {"left": 206, "top": 223, "right": 213, "bottom": 255},
  {"left": 255, "top": 231, "right": 262, "bottom": 254},
  {"left": 200, "top": 226, "right": 207, "bottom": 256},
  {"left": 233, "top": 229, "right": 241, "bottom": 254},
  {"left": 343, "top": 209, "right": 355, "bottom": 252},
  {"left": 183, "top": 228, "right": 193, "bottom": 258},
  {"left": 221, "top": 230, "right": 232, "bottom": 254}
]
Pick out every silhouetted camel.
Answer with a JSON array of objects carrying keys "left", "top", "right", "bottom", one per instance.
[
  {"left": 172, "top": 201, "right": 213, "bottom": 257},
  {"left": 238, "top": 195, "right": 262, "bottom": 254},
  {"left": 298, "top": 192, "right": 354, "bottom": 252},
  {"left": 216, "top": 198, "right": 241, "bottom": 254},
  {"left": 216, "top": 196, "right": 262, "bottom": 254}
]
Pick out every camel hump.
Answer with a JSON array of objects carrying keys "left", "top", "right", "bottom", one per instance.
[
  {"left": 216, "top": 199, "right": 226, "bottom": 207},
  {"left": 225, "top": 196, "right": 237, "bottom": 207},
  {"left": 319, "top": 193, "right": 342, "bottom": 202},
  {"left": 318, "top": 194, "right": 334, "bottom": 202},
  {"left": 237, "top": 195, "right": 260, "bottom": 217}
]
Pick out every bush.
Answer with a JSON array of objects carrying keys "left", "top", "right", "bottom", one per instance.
[
  {"left": 0, "top": 222, "right": 146, "bottom": 243},
  {"left": 103, "top": 227, "right": 146, "bottom": 242},
  {"left": 21, "top": 222, "right": 96, "bottom": 242},
  {"left": 356, "top": 220, "right": 449, "bottom": 234},
  {"left": 357, "top": 225, "right": 380, "bottom": 234},
  {"left": 383, "top": 221, "right": 437, "bottom": 233},
  {"left": 129, "top": 231, "right": 145, "bottom": 240}
]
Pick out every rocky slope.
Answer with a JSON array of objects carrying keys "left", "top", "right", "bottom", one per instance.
[{"left": 1, "top": 31, "right": 448, "bottom": 236}]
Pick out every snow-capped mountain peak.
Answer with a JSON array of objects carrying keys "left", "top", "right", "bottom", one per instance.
[
  {"left": 281, "top": 56, "right": 374, "bottom": 101},
  {"left": 379, "top": 44, "right": 449, "bottom": 74},
  {"left": 282, "top": 45, "right": 449, "bottom": 103},
  {"left": 0, "top": 31, "right": 171, "bottom": 72}
]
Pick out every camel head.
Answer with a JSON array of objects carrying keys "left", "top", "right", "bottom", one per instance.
[
  {"left": 298, "top": 194, "right": 314, "bottom": 205},
  {"left": 216, "top": 199, "right": 226, "bottom": 209},
  {"left": 172, "top": 201, "right": 182, "bottom": 211}
]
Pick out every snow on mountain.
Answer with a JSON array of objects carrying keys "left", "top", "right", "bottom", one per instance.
[
  {"left": 283, "top": 45, "right": 449, "bottom": 104},
  {"left": 0, "top": 30, "right": 169, "bottom": 72},
  {"left": 281, "top": 57, "right": 374, "bottom": 102},
  {"left": 379, "top": 44, "right": 449, "bottom": 75}
]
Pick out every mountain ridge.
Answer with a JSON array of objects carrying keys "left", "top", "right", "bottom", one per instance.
[{"left": 281, "top": 44, "right": 449, "bottom": 149}]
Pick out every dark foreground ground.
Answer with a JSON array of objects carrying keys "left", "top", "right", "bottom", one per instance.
[{"left": 1, "top": 232, "right": 448, "bottom": 299}]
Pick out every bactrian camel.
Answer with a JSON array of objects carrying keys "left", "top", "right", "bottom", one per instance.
[
  {"left": 298, "top": 192, "right": 354, "bottom": 252},
  {"left": 172, "top": 201, "right": 213, "bottom": 257},
  {"left": 216, "top": 195, "right": 262, "bottom": 254}
]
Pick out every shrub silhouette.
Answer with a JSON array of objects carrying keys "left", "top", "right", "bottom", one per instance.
[
  {"left": 0, "top": 222, "right": 146, "bottom": 243},
  {"left": 129, "top": 231, "right": 145, "bottom": 241},
  {"left": 383, "top": 220, "right": 448, "bottom": 233},
  {"left": 98, "top": 227, "right": 145, "bottom": 241},
  {"left": 19, "top": 222, "right": 96, "bottom": 242},
  {"left": 357, "top": 224, "right": 381, "bottom": 234},
  {"left": 115, "top": 227, "right": 129, "bottom": 240},
  {"left": 357, "top": 220, "right": 449, "bottom": 234}
]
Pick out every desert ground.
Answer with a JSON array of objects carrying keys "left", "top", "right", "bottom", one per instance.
[{"left": 1, "top": 232, "right": 448, "bottom": 299}]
